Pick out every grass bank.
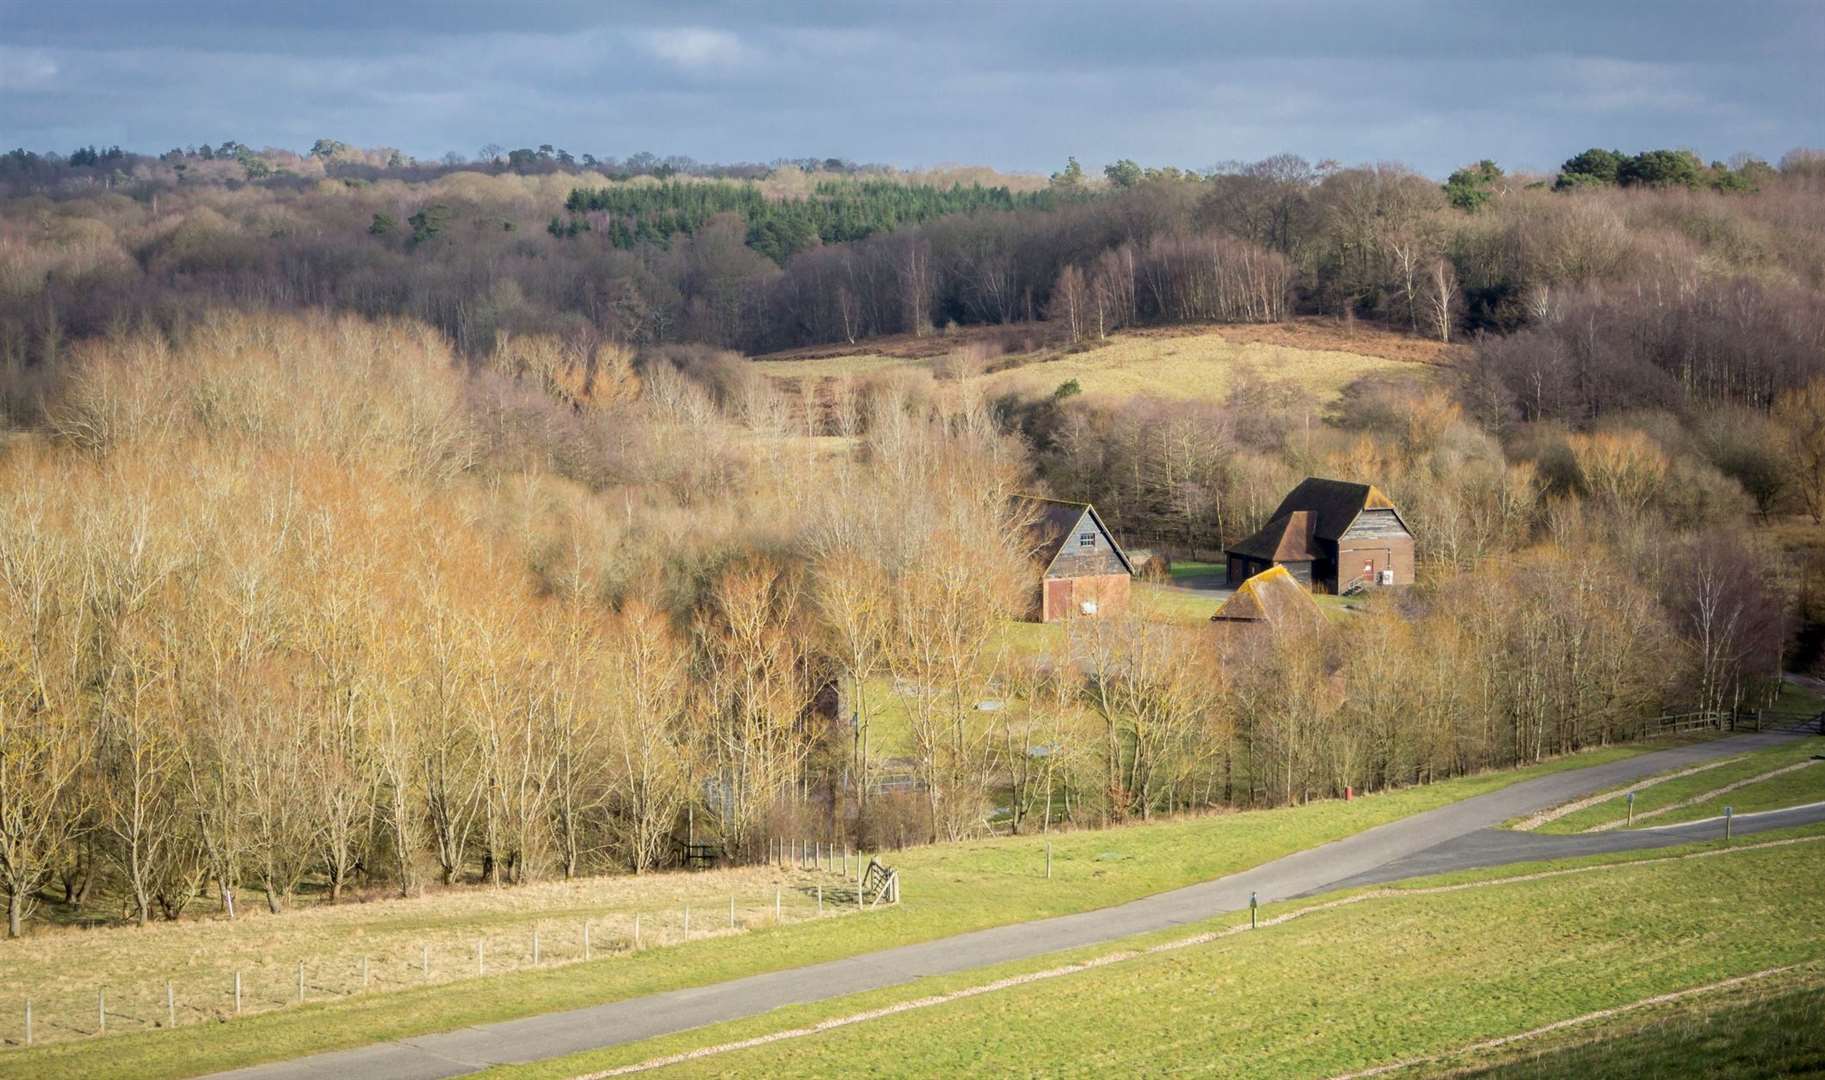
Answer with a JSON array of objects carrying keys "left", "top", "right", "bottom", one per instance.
[{"left": 1422, "top": 963, "right": 1825, "bottom": 1078}]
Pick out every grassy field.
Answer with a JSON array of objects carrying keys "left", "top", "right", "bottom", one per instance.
[
  {"left": 1531, "top": 735, "right": 1825, "bottom": 834},
  {"left": 1421, "top": 965, "right": 1825, "bottom": 1078},
  {"left": 0, "top": 745, "right": 1651, "bottom": 1080},
  {"left": 492, "top": 832, "right": 1825, "bottom": 1079},
  {"left": 973, "top": 331, "right": 1420, "bottom": 404},
  {"left": 755, "top": 322, "right": 1437, "bottom": 408},
  {"left": 0, "top": 863, "right": 849, "bottom": 1052},
  {"left": 863, "top": 581, "right": 1350, "bottom": 759}
]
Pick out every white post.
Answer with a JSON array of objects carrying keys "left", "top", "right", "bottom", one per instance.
[
  {"left": 817, "top": 884, "right": 823, "bottom": 916},
  {"left": 98, "top": 990, "right": 105, "bottom": 1034},
  {"left": 683, "top": 905, "right": 690, "bottom": 936},
  {"left": 167, "top": 980, "right": 175, "bottom": 1028},
  {"left": 297, "top": 961, "right": 305, "bottom": 1004},
  {"left": 234, "top": 971, "right": 242, "bottom": 1015},
  {"left": 775, "top": 887, "right": 781, "bottom": 922},
  {"left": 729, "top": 895, "right": 735, "bottom": 929},
  {"left": 634, "top": 912, "right": 642, "bottom": 950},
  {"left": 476, "top": 940, "right": 484, "bottom": 976},
  {"left": 24, "top": 1000, "right": 31, "bottom": 1046},
  {"left": 584, "top": 921, "right": 592, "bottom": 961},
  {"left": 533, "top": 928, "right": 541, "bottom": 965}
]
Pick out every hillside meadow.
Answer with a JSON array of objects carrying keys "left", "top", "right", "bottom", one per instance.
[{"left": 754, "top": 320, "right": 1441, "bottom": 410}]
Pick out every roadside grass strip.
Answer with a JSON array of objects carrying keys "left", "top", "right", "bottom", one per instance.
[
  {"left": 561, "top": 833, "right": 1825, "bottom": 1079},
  {"left": 1522, "top": 736, "right": 1825, "bottom": 834},
  {"left": 1598, "top": 759, "right": 1821, "bottom": 830},
  {"left": 1509, "top": 757, "right": 1741, "bottom": 832}
]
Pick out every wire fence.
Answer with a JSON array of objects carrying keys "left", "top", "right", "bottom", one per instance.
[{"left": 3, "top": 852, "right": 892, "bottom": 1052}]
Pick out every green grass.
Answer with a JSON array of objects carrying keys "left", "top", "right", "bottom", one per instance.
[
  {"left": 1168, "top": 559, "right": 1224, "bottom": 581},
  {"left": 0, "top": 745, "right": 1652, "bottom": 1080},
  {"left": 1641, "top": 757, "right": 1824, "bottom": 828},
  {"left": 477, "top": 829, "right": 1825, "bottom": 1079},
  {"left": 1427, "top": 968, "right": 1825, "bottom": 1078},
  {"left": 1532, "top": 736, "right": 1825, "bottom": 834},
  {"left": 1774, "top": 680, "right": 1825, "bottom": 716}
]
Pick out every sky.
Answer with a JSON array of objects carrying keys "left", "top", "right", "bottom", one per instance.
[{"left": 2, "top": 0, "right": 1820, "bottom": 178}]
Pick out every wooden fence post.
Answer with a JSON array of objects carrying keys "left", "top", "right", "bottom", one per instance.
[
  {"left": 98, "top": 990, "right": 105, "bottom": 1034},
  {"left": 775, "top": 887, "right": 782, "bottom": 922},
  {"left": 1046, "top": 841, "right": 1052, "bottom": 880},
  {"left": 584, "top": 921, "right": 591, "bottom": 961},
  {"left": 167, "top": 980, "right": 175, "bottom": 1028}
]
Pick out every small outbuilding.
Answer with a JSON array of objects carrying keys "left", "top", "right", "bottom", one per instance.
[
  {"left": 1209, "top": 566, "right": 1329, "bottom": 641},
  {"left": 1017, "top": 496, "right": 1134, "bottom": 623},
  {"left": 1226, "top": 478, "right": 1414, "bottom": 594}
]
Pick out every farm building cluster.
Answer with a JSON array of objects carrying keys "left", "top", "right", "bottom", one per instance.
[{"left": 1019, "top": 477, "right": 1415, "bottom": 627}]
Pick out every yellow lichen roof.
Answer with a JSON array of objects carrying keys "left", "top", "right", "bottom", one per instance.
[{"left": 1211, "top": 566, "right": 1327, "bottom": 633}]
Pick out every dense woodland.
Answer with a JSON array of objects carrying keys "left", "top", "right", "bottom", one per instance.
[{"left": 0, "top": 141, "right": 1822, "bottom": 935}]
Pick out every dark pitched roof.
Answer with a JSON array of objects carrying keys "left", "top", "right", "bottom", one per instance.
[
  {"left": 1210, "top": 566, "right": 1327, "bottom": 633},
  {"left": 1013, "top": 496, "right": 1134, "bottom": 575},
  {"left": 1227, "top": 509, "right": 1318, "bottom": 562},
  {"left": 1266, "top": 477, "right": 1401, "bottom": 541}
]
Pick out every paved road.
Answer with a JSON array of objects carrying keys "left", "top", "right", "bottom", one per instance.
[{"left": 212, "top": 732, "right": 1824, "bottom": 1080}]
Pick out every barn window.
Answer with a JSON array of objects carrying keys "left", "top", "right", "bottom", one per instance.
[{"left": 1078, "top": 532, "right": 1096, "bottom": 548}]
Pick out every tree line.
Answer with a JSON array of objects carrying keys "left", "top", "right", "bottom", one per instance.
[{"left": 0, "top": 306, "right": 1797, "bottom": 936}]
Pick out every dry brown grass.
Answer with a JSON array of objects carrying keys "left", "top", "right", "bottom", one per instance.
[
  {"left": 0, "top": 861, "right": 860, "bottom": 1046},
  {"left": 753, "top": 321, "right": 1440, "bottom": 408}
]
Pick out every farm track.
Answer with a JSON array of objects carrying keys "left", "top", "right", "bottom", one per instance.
[{"left": 210, "top": 732, "right": 1824, "bottom": 1080}]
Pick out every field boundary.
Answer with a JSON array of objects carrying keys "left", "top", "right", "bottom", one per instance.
[{"left": 565, "top": 834, "right": 1825, "bottom": 1079}]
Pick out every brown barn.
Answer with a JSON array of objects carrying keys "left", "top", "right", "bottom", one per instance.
[
  {"left": 1225, "top": 478, "right": 1414, "bottom": 594},
  {"left": 1018, "top": 496, "right": 1134, "bottom": 622},
  {"left": 1209, "top": 565, "right": 1328, "bottom": 642}
]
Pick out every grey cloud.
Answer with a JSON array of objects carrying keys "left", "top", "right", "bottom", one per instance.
[{"left": 1, "top": 0, "right": 1817, "bottom": 174}]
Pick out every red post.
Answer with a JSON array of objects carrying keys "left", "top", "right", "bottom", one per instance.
[{"left": 1345, "top": 786, "right": 1353, "bottom": 801}]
